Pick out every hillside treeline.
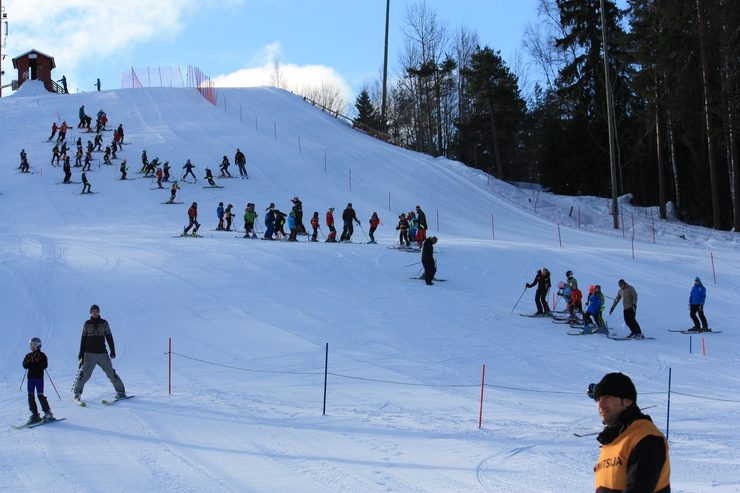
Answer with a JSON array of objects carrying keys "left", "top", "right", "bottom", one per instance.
[{"left": 354, "top": 0, "right": 739, "bottom": 230}]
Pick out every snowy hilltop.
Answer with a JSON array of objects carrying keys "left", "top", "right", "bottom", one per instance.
[{"left": 1, "top": 80, "right": 738, "bottom": 492}]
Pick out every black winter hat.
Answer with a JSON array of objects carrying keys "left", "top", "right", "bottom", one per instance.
[
  {"left": 90, "top": 304, "right": 100, "bottom": 313},
  {"left": 592, "top": 372, "right": 637, "bottom": 402}
]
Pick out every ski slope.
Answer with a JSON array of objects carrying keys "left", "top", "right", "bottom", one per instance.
[{"left": 0, "top": 80, "right": 738, "bottom": 492}]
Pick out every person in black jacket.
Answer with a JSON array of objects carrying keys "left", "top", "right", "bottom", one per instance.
[
  {"left": 340, "top": 203, "right": 361, "bottom": 242},
  {"left": 23, "top": 337, "right": 54, "bottom": 423},
  {"left": 526, "top": 268, "right": 551, "bottom": 315},
  {"left": 421, "top": 236, "right": 438, "bottom": 285},
  {"left": 73, "top": 305, "right": 126, "bottom": 401},
  {"left": 590, "top": 372, "right": 670, "bottom": 492}
]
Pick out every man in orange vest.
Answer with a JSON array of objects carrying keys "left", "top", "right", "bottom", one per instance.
[{"left": 590, "top": 373, "right": 670, "bottom": 492}]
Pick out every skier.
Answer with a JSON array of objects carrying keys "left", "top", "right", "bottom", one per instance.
[
  {"left": 48, "top": 122, "right": 59, "bottom": 141},
  {"left": 78, "top": 105, "right": 87, "bottom": 128},
  {"left": 81, "top": 172, "right": 92, "bottom": 194},
  {"left": 183, "top": 202, "right": 200, "bottom": 236},
  {"left": 235, "top": 148, "right": 248, "bottom": 178},
  {"left": 216, "top": 202, "right": 225, "bottom": 230},
  {"left": 156, "top": 166, "right": 164, "bottom": 188},
  {"left": 310, "top": 212, "right": 320, "bottom": 242},
  {"left": 340, "top": 203, "right": 361, "bottom": 242},
  {"left": 568, "top": 281, "right": 583, "bottom": 323},
  {"left": 23, "top": 337, "right": 54, "bottom": 423},
  {"left": 407, "top": 211, "right": 418, "bottom": 244},
  {"left": 688, "top": 277, "right": 709, "bottom": 332},
  {"left": 287, "top": 212, "right": 298, "bottom": 241},
  {"left": 182, "top": 159, "right": 196, "bottom": 181},
  {"left": 103, "top": 146, "right": 112, "bottom": 165},
  {"left": 20, "top": 156, "right": 30, "bottom": 173},
  {"left": 141, "top": 150, "right": 149, "bottom": 172},
  {"left": 421, "top": 236, "right": 438, "bottom": 285},
  {"left": 219, "top": 156, "right": 232, "bottom": 177},
  {"left": 57, "top": 121, "right": 70, "bottom": 142},
  {"left": 525, "top": 268, "right": 551, "bottom": 316},
  {"left": 242, "top": 203, "right": 257, "bottom": 238},
  {"left": 274, "top": 210, "right": 287, "bottom": 238},
  {"left": 263, "top": 203, "right": 276, "bottom": 240},
  {"left": 325, "top": 207, "right": 337, "bottom": 242},
  {"left": 224, "top": 204, "right": 234, "bottom": 231},
  {"left": 291, "top": 197, "right": 306, "bottom": 234},
  {"left": 63, "top": 158, "right": 72, "bottom": 183},
  {"left": 204, "top": 168, "right": 217, "bottom": 187},
  {"left": 162, "top": 161, "right": 171, "bottom": 182},
  {"left": 94, "top": 133, "right": 104, "bottom": 152},
  {"left": 396, "top": 213, "right": 410, "bottom": 246},
  {"left": 167, "top": 181, "right": 180, "bottom": 203},
  {"left": 82, "top": 152, "right": 92, "bottom": 171},
  {"left": 559, "top": 270, "right": 578, "bottom": 304},
  {"left": 415, "top": 206, "right": 428, "bottom": 246},
  {"left": 51, "top": 143, "right": 60, "bottom": 166},
  {"left": 73, "top": 305, "right": 126, "bottom": 401},
  {"left": 609, "top": 279, "right": 644, "bottom": 339},
  {"left": 583, "top": 285, "right": 602, "bottom": 331},
  {"left": 119, "top": 159, "right": 129, "bottom": 180}
]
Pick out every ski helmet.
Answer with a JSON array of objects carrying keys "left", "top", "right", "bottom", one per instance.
[
  {"left": 557, "top": 281, "right": 566, "bottom": 289},
  {"left": 566, "top": 270, "right": 573, "bottom": 278},
  {"left": 192, "top": 202, "right": 198, "bottom": 207},
  {"left": 30, "top": 337, "right": 42, "bottom": 349}
]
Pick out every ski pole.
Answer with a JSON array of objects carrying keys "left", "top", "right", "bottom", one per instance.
[
  {"left": 357, "top": 223, "right": 369, "bottom": 241},
  {"left": 45, "top": 370, "right": 62, "bottom": 400},
  {"left": 511, "top": 286, "right": 529, "bottom": 314},
  {"left": 404, "top": 261, "right": 422, "bottom": 268},
  {"left": 20, "top": 370, "right": 27, "bottom": 390},
  {"left": 318, "top": 226, "right": 327, "bottom": 239}
]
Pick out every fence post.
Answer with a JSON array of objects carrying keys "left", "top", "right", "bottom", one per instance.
[
  {"left": 168, "top": 338, "right": 172, "bottom": 394},
  {"left": 322, "top": 343, "right": 329, "bottom": 415}
]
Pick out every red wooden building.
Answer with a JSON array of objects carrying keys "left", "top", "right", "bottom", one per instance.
[{"left": 12, "top": 49, "right": 60, "bottom": 93}]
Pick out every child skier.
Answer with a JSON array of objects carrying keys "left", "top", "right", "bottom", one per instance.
[
  {"left": 396, "top": 213, "right": 410, "bottom": 246},
  {"left": 368, "top": 212, "right": 381, "bottom": 244},
  {"left": 310, "top": 212, "right": 320, "bottom": 242},
  {"left": 243, "top": 203, "right": 258, "bottom": 238},
  {"left": 81, "top": 172, "right": 92, "bottom": 194},
  {"left": 568, "top": 281, "right": 583, "bottom": 323},
  {"left": 287, "top": 212, "right": 298, "bottom": 241},
  {"left": 182, "top": 159, "right": 197, "bottom": 181},
  {"left": 325, "top": 207, "right": 337, "bottom": 242},
  {"left": 183, "top": 202, "right": 200, "bottom": 236},
  {"left": 407, "top": 211, "right": 418, "bottom": 245},
  {"left": 216, "top": 202, "right": 225, "bottom": 230},
  {"left": 23, "top": 337, "right": 54, "bottom": 423},
  {"left": 204, "top": 168, "right": 217, "bottom": 187},
  {"left": 167, "top": 181, "right": 180, "bottom": 203},
  {"left": 224, "top": 204, "right": 234, "bottom": 231}
]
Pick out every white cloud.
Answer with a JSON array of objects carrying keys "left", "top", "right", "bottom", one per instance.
[
  {"left": 213, "top": 43, "right": 353, "bottom": 113},
  {"left": 4, "top": 0, "right": 200, "bottom": 88}
]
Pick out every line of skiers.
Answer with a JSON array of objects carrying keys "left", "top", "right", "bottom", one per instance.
[
  {"left": 527, "top": 269, "right": 712, "bottom": 337},
  {"left": 395, "top": 206, "right": 428, "bottom": 247}
]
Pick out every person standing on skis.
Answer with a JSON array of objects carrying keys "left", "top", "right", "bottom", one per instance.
[
  {"left": 368, "top": 212, "right": 380, "bottom": 243},
  {"left": 183, "top": 202, "right": 200, "bottom": 236},
  {"left": 688, "top": 277, "right": 710, "bottom": 332},
  {"left": 526, "top": 268, "right": 551, "bottom": 316},
  {"left": 325, "top": 207, "right": 337, "bottom": 242},
  {"left": 340, "top": 203, "right": 361, "bottom": 242},
  {"left": 23, "top": 337, "right": 54, "bottom": 423}
]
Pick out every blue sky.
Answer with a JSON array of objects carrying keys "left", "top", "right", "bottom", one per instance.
[{"left": 2, "top": 0, "right": 550, "bottom": 102}]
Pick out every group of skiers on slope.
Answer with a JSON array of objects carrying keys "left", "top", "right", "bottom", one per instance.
[
  {"left": 525, "top": 269, "right": 712, "bottom": 338},
  {"left": 21, "top": 304, "right": 126, "bottom": 425},
  {"left": 395, "top": 206, "right": 429, "bottom": 247},
  {"left": 177, "top": 149, "right": 249, "bottom": 183}
]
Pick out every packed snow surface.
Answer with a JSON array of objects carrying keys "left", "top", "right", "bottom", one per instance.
[{"left": 1, "top": 80, "right": 738, "bottom": 492}]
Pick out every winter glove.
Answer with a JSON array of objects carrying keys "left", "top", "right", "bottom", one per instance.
[
  {"left": 699, "top": 304, "right": 704, "bottom": 312},
  {"left": 110, "top": 352, "right": 116, "bottom": 359},
  {"left": 609, "top": 308, "right": 614, "bottom": 315}
]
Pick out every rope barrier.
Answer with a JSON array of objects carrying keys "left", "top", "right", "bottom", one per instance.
[{"left": 167, "top": 351, "right": 739, "bottom": 402}]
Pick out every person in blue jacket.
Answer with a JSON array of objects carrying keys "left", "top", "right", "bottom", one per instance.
[
  {"left": 263, "top": 203, "right": 276, "bottom": 240},
  {"left": 688, "top": 277, "right": 709, "bottom": 331},
  {"left": 216, "top": 202, "right": 225, "bottom": 230},
  {"left": 583, "top": 285, "right": 603, "bottom": 332}
]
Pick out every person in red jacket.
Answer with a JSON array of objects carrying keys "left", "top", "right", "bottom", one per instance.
[
  {"left": 568, "top": 282, "right": 583, "bottom": 323},
  {"left": 325, "top": 207, "right": 337, "bottom": 242},
  {"left": 183, "top": 202, "right": 200, "bottom": 236},
  {"left": 310, "top": 212, "right": 320, "bottom": 242},
  {"left": 368, "top": 212, "right": 381, "bottom": 244}
]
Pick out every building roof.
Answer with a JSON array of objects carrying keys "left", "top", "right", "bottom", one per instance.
[{"left": 12, "top": 49, "right": 57, "bottom": 69}]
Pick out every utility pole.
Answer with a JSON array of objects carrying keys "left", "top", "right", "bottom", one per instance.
[
  {"left": 599, "top": 0, "right": 619, "bottom": 229},
  {"left": 381, "top": 0, "right": 390, "bottom": 131}
]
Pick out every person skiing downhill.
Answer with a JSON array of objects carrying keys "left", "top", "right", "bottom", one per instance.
[
  {"left": 688, "top": 277, "right": 710, "bottom": 332},
  {"left": 167, "top": 181, "right": 180, "bottom": 203},
  {"left": 23, "top": 337, "right": 54, "bottom": 423},
  {"left": 183, "top": 202, "right": 201, "bottom": 236},
  {"left": 219, "top": 156, "right": 232, "bottom": 177},
  {"left": 204, "top": 168, "right": 217, "bottom": 187},
  {"left": 526, "top": 268, "right": 551, "bottom": 316},
  {"left": 81, "top": 172, "right": 92, "bottom": 194}
]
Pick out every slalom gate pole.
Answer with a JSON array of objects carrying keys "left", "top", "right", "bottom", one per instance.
[
  {"left": 322, "top": 343, "right": 329, "bottom": 415},
  {"left": 45, "top": 370, "right": 62, "bottom": 400},
  {"left": 168, "top": 338, "right": 172, "bottom": 394},
  {"left": 510, "top": 286, "right": 528, "bottom": 314},
  {"left": 19, "top": 370, "right": 27, "bottom": 390},
  {"left": 478, "top": 364, "right": 486, "bottom": 429},
  {"left": 666, "top": 368, "right": 672, "bottom": 442}
]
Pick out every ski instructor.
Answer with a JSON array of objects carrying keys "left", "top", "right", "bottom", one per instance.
[
  {"left": 421, "top": 236, "right": 438, "bottom": 285},
  {"left": 73, "top": 304, "right": 126, "bottom": 401}
]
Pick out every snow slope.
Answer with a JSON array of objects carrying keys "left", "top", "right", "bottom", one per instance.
[{"left": 0, "top": 80, "right": 738, "bottom": 492}]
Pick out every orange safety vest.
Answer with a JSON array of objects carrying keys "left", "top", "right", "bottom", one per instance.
[{"left": 594, "top": 419, "right": 670, "bottom": 493}]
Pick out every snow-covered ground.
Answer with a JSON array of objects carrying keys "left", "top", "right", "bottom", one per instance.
[{"left": 1, "top": 80, "right": 738, "bottom": 492}]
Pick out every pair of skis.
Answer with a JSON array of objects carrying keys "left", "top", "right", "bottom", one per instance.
[
  {"left": 12, "top": 417, "right": 67, "bottom": 430},
  {"left": 71, "top": 395, "right": 135, "bottom": 407}
]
